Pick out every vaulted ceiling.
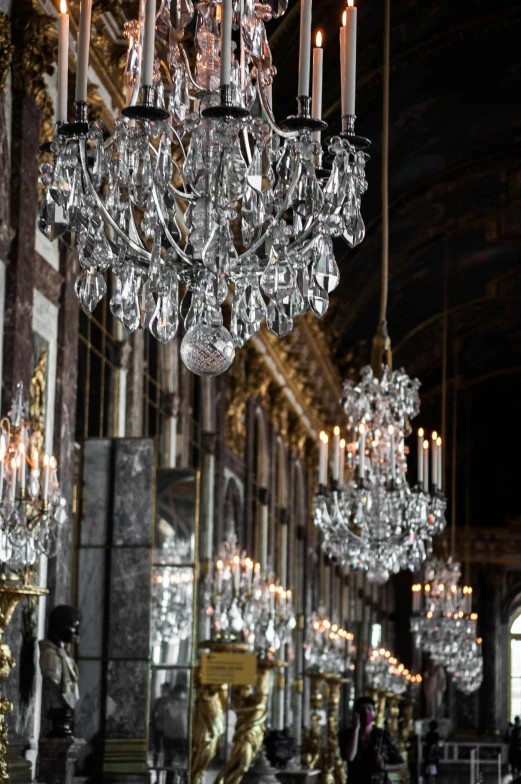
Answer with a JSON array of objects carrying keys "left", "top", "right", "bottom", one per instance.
[{"left": 269, "top": 0, "right": 521, "bottom": 527}]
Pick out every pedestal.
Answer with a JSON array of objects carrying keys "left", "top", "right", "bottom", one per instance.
[
  {"left": 241, "top": 751, "right": 280, "bottom": 784},
  {"left": 276, "top": 767, "right": 321, "bottom": 784},
  {"left": 38, "top": 737, "right": 85, "bottom": 784}
]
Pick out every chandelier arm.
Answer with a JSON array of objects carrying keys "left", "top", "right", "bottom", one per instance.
[
  {"left": 151, "top": 184, "right": 193, "bottom": 265},
  {"left": 242, "top": 128, "right": 253, "bottom": 165},
  {"left": 237, "top": 160, "right": 304, "bottom": 260},
  {"left": 169, "top": 124, "right": 189, "bottom": 164},
  {"left": 256, "top": 80, "right": 299, "bottom": 140},
  {"left": 79, "top": 141, "right": 151, "bottom": 261},
  {"left": 179, "top": 44, "right": 211, "bottom": 94},
  {"left": 379, "top": 0, "right": 390, "bottom": 326}
]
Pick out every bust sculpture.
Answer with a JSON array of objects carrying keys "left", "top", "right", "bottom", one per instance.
[{"left": 39, "top": 605, "right": 82, "bottom": 737}]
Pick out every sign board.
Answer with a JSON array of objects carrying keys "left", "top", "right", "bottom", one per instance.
[{"left": 200, "top": 652, "right": 257, "bottom": 686}]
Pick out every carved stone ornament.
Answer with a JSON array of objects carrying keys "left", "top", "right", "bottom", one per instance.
[{"left": 0, "top": 14, "right": 14, "bottom": 94}]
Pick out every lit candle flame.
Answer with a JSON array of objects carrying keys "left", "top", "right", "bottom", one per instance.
[
  {"left": 333, "top": 425, "right": 340, "bottom": 436},
  {"left": 60, "top": 0, "right": 68, "bottom": 13},
  {"left": 418, "top": 427, "right": 424, "bottom": 437},
  {"left": 347, "top": 0, "right": 355, "bottom": 7},
  {"left": 342, "top": 10, "right": 347, "bottom": 26},
  {"left": 316, "top": 31, "right": 323, "bottom": 48}
]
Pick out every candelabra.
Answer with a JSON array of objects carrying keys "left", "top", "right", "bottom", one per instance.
[
  {"left": 39, "top": 0, "right": 370, "bottom": 377},
  {"left": 151, "top": 565, "right": 193, "bottom": 646},
  {"left": 0, "top": 384, "right": 66, "bottom": 568},
  {"left": 314, "top": 376, "right": 447, "bottom": 584},
  {"left": 365, "top": 647, "right": 421, "bottom": 697},
  {"left": 305, "top": 610, "right": 354, "bottom": 674},
  {"left": 410, "top": 558, "right": 483, "bottom": 694}
]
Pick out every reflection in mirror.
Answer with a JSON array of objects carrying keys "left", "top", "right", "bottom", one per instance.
[{"left": 149, "top": 469, "right": 199, "bottom": 784}]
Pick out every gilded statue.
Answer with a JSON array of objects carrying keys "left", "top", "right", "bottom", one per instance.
[
  {"left": 214, "top": 659, "right": 273, "bottom": 784},
  {"left": 320, "top": 675, "right": 347, "bottom": 784},
  {"left": 190, "top": 677, "right": 229, "bottom": 784},
  {"left": 301, "top": 670, "right": 325, "bottom": 770},
  {"left": 29, "top": 348, "right": 47, "bottom": 454}
]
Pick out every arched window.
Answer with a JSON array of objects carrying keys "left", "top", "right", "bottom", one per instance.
[{"left": 510, "top": 612, "right": 521, "bottom": 720}]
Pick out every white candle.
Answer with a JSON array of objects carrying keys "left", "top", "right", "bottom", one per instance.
[
  {"left": 389, "top": 426, "right": 396, "bottom": 483},
  {"left": 10, "top": 458, "right": 17, "bottom": 502},
  {"left": 43, "top": 455, "right": 50, "bottom": 501},
  {"left": 339, "top": 439, "right": 346, "bottom": 489},
  {"left": 318, "top": 431, "right": 328, "bottom": 486},
  {"left": 340, "top": 1, "right": 357, "bottom": 117},
  {"left": 75, "top": 0, "right": 92, "bottom": 103},
  {"left": 245, "top": 558, "right": 253, "bottom": 591},
  {"left": 220, "top": 0, "right": 233, "bottom": 86},
  {"left": 412, "top": 585, "right": 421, "bottom": 613},
  {"left": 142, "top": 0, "right": 157, "bottom": 87},
  {"left": 312, "top": 31, "right": 323, "bottom": 141},
  {"left": 358, "top": 424, "right": 366, "bottom": 479},
  {"left": 437, "top": 437, "right": 442, "bottom": 492},
  {"left": 332, "top": 425, "right": 340, "bottom": 481},
  {"left": 57, "top": 1, "right": 69, "bottom": 122},
  {"left": 431, "top": 432, "right": 438, "bottom": 488},
  {"left": 298, "top": 0, "right": 313, "bottom": 97},
  {"left": 233, "top": 555, "right": 240, "bottom": 592},
  {"left": 417, "top": 428, "right": 424, "bottom": 484},
  {"left": 216, "top": 559, "right": 223, "bottom": 592},
  {"left": 270, "top": 584, "right": 275, "bottom": 613},
  {"left": 422, "top": 440, "right": 429, "bottom": 492},
  {"left": 19, "top": 444, "right": 26, "bottom": 490}
]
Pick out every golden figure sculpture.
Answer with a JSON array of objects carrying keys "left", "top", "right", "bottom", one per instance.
[
  {"left": 190, "top": 674, "right": 229, "bottom": 784},
  {"left": 386, "top": 694, "right": 401, "bottom": 737},
  {"left": 301, "top": 670, "right": 325, "bottom": 770},
  {"left": 320, "top": 674, "right": 347, "bottom": 784},
  {"left": 214, "top": 658, "right": 274, "bottom": 784},
  {"left": 29, "top": 347, "right": 47, "bottom": 455}
]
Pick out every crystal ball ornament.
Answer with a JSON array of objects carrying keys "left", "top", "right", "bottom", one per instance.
[{"left": 181, "top": 323, "right": 236, "bottom": 376}]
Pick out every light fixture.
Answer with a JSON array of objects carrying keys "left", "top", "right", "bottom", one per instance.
[
  {"left": 305, "top": 609, "right": 354, "bottom": 673},
  {"left": 38, "top": 0, "right": 370, "bottom": 376},
  {"left": 313, "top": 0, "right": 446, "bottom": 583},
  {"left": 0, "top": 384, "right": 66, "bottom": 567}
]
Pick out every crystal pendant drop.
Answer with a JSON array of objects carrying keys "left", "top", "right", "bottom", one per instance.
[
  {"left": 75, "top": 269, "right": 107, "bottom": 314},
  {"left": 181, "top": 323, "right": 236, "bottom": 376},
  {"left": 312, "top": 236, "right": 340, "bottom": 293},
  {"left": 266, "top": 299, "right": 293, "bottom": 337},
  {"left": 309, "top": 276, "right": 329, "bottom": 317},
  {"left": 150, "top": 277, "right": 179, "bottom": 343}
]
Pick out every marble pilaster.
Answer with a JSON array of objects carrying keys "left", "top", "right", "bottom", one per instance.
[{"left": 76, "top": 438, "right": 154, "bottom": 781}]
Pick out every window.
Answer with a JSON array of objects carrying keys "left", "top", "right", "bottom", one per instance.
[
  {"left": 511, "top": 613, "right": 521, "bottom": 721},
  {"left": 371, "top": 623, "right": 382, "bottom": 649}
]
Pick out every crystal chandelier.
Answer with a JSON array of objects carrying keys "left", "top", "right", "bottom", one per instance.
[
  {"left": 313, "top": 0, "right": 446, "bottom": 583},
  {"left": 365, "top": 647, "right": 421, "bottom": 695},
  {"left": 151, "top": 565, "right": 194, "bottom": 646},
  {"left": 205, "top": 538, "right": 294, "bottom": 655},
  {"left": 314, "top": 412, "right": 447, "bottom": 584},
  {"left": 305, "top": 609, "right": 355, "bottom": 673},
  {"left": 38, "top": 0, "right": 369, "bottom": 376},
  {"left": 410, "top": 558, "right": 483, "bottom": 694},
  {"left": 0, "top": 384, "right": 66, "bottom": 567}
]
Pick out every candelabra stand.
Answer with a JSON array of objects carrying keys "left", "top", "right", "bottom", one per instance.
[
  {"left": 368, "top": 688, "right": 387, "bottom": 729},
  {"left": 191, "top": 640, "right": 249, "bottom": 784},
  {"left": 301, "top": 671, "right": 325, "bottom": 771},
  {"left": 0, "top": 580, "right": 47, "bottom": 782},
  {"left": 398, "top": 699, "right": 415, "bottom": 757},
  {"left": 385, "top": 693, "right": 401, "bottom": 737},
  {"left": 215, "top": 655, "right": 278, "bottom": 784},
  {"left": 320, "top": 673, "right": 347, "bottom": 784}
]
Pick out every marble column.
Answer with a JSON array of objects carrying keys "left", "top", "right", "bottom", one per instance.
[
  {"left": 125, "top": 332, "right": 144, "bottom": 437},
  {"left": 75, "top": 438, "right": 154, "bottom": 781}
]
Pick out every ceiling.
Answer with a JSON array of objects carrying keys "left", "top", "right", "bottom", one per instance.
[{"left": 268, "top": 0, "right": 521, "bottom": 527}]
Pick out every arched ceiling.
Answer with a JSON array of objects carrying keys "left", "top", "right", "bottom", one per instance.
[{"left": 268, "top": 0, "right": 521, "bottom": 525}]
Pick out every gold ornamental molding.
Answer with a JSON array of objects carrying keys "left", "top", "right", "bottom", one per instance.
[{"left": 0, "top": 13, "right": 13, "bottom": 94}]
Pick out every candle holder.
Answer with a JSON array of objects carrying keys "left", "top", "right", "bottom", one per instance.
[
  {"left": 201, "top": 85, "right": 251, "bottom": 121},
  {"left": 340, "top": 114, "right": 371, "bottom": 151},
  {"left": 122, "top": 85, "right": 170, "bottom": 122},
  {"left": 283, "top": 96, "right": 328, "bottom": 133},
  {"left": 59, "top": 101, "right": 90, "bottom": 138}
]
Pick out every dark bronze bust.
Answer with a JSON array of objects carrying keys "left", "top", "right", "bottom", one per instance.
[{"left": 39, "top": 605, "right": 82, "bottom": 737}]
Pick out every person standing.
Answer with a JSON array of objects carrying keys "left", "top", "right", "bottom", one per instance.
[
  {"left": 510, "top": 715, "right": 521, "bottom": 779},
  {"left": 424, "top": 720, "right": 442, "bottom": 784},
  {"left": 345, "top": 696, "right": 404, "bottom": 784}
]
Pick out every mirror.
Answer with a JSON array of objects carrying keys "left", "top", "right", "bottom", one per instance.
[{"left": 148, "top": 468, "right": 199, "bottom": 784}]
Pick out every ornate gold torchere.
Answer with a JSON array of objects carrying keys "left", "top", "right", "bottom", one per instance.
[
  {"left": 398, "top": 699, "right": 415, "bottom": 757},
  {"left": 214, "top": 656, "right": 276, "bottom": 784},
  {"left": 191, "top": 639, "right": 250, "bottom": 784},
  {"left": 386, "top": 694, "right": 401, "bottom": 737},
  {"left": 0, "top": 581, "right": 47, "bottom": 782},
  {"left": 368, "top": 688, "right": 387, "bottom": 729},
  {"left": 301, "top": 670, "right": 325, "bottom": 771},
  {"left": 320, "top": 674, "right": 347, "bottom": 784}
]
